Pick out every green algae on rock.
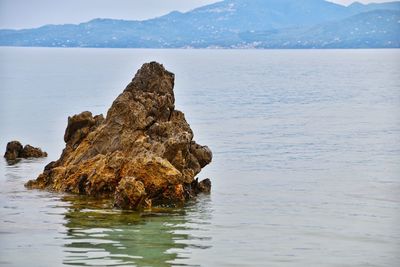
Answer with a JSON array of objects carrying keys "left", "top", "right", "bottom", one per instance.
[{"left": 25, "top": 62, "right": 212, "bottom": 209}]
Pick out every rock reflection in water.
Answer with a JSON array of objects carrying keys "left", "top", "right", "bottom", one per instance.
[{"left": 61, "top": 195, "right": 213, "bottom": 266}]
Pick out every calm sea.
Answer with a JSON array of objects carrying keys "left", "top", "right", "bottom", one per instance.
[{"left": 0, "top": 48, "right": 399, "bottom": 267}]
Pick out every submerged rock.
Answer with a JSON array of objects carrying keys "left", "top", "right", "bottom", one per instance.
[
  {"left": 4, "top": 141, "right": 47, "bottom": 161},
  {"left": 26, "top": 62, "right": 212, "bottom": 209}
]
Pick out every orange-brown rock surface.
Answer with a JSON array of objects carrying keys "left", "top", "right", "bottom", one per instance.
[{"left": 26, "top": 62, "right": 212, "bottom": 209}]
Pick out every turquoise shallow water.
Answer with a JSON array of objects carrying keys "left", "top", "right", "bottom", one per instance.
[{"left": 0, "top": 48, "right": 400, "bottom": 266}]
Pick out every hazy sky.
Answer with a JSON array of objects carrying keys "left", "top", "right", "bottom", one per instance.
[{"left": 0, "top": 0, "right": 394, "bottom": 29}]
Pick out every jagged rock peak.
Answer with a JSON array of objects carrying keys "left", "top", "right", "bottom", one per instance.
[
  {"left": 26, "top": 62, "right": 212, "bottom": 210},
  {"left": 125, "top": 61, "right": 175, "bottom": 94}
]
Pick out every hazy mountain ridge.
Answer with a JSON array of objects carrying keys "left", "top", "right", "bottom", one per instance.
[
  {"left": 239, "top": 9, "right": 400, "bottom": 48},
  {"left": 0, "top": 0, "right": 399, "bottom": 48}
]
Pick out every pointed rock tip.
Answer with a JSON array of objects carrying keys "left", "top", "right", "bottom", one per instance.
[{"left": 127, "top": 61, "right": 175, "bottom": 94}]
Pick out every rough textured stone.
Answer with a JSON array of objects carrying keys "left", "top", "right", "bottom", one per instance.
[
  {"left": 63, "top": 111, "right": 105, "bottom": 148},
  {"left": 4, "top": 141, "right": 47, "bottom": 160},
  {"left": 4, "top": 141, "right": 23, "bottom": 160},
  {"left": 20, "top": 145, "right": 48, "bottom": 158},
  {"left": 26, "top": 62, "right": 212, "bottom": 209},
  {"left": 114, "top": 177, "right": 147, "bottom": 210}
]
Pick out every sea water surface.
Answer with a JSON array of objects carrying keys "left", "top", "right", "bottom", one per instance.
[{"left": 0, "top": 48, "right": 399, "bottom": 267}]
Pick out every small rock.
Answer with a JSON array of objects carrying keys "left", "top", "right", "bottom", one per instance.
[
  {"left": 4, "top": 141, "right": 23, "bottom": 161},
  {"left": 190, "top": 178, "right": 212, "bottom": 195},
  {"left": 198, "top": 178, "right": 212, "bottom": 193},
  {"left": 4, "top": 141, "right": 47, "bottom": 161},
  {"left": 20, "top": 145, "right": 48, "bottom": 158}
]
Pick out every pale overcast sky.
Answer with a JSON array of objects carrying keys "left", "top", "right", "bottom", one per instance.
[{"left": 0, "top": 0, "right": 394, "bottom": 29}]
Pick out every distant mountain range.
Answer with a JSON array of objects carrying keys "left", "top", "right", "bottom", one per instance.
[{"left": 1, "top": 0, "right": 399, "bottom": 48}]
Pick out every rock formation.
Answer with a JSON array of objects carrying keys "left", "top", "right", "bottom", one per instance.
[
  {"left": 4, "top": 141, "right": 47, "bottom": 161},
  {"left": 26, "top": 62, "right": 212, "bottom": 209}
]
